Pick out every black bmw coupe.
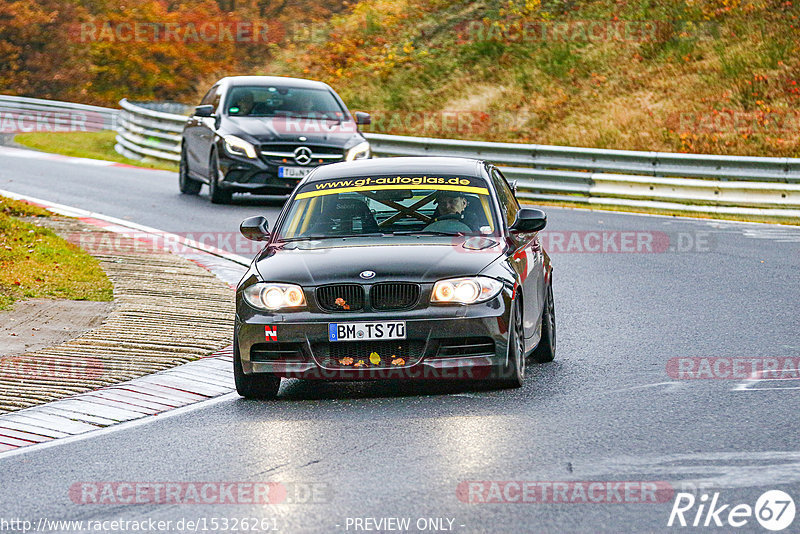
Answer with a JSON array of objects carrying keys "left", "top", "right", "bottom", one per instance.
[{"left": 234, "top": 157, "right": 555, "bottom": 398}]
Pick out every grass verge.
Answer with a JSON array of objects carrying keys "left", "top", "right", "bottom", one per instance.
[
  {"left": 13, "top": 131, "right": 178, "bottom": 172},
  {"left": 0, "top": 196, "right": 114, "bottom": 310},
  {"left": 270, "top": 0, "right": 800, "bottom": 158}
]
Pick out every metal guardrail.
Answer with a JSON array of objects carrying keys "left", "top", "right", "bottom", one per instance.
[
  {"left": 365, "top": 133, "right": 800, "bottom": 220},
  {"left": 2, "top": 96, "right": 798, "bottom": 220},
  {"left": 0, "top": 95, "right": 118, "bottom": 133},
  {"left": 113, "top": 101, "right": 800, "bottom": 219},
  {"left": 115, "top": 99, "right": 191, "bottom": 163}
]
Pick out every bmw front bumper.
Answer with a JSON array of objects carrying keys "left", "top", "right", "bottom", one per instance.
[{"left": 235, "top": 291, "right": 515, "bottom": 381}]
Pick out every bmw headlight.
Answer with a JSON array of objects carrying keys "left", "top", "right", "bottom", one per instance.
[
  {"left": 243, "top": 283, "right": 306, "bottom": 311},
  {"left": 345, "top": 141, "right": 371, "bottom": 161},
  {"left": 224, "top": 135, "right": 258, "bottom": 159},
  {"left": 431, "top": 276, "right": 504, "bottom": 305}
]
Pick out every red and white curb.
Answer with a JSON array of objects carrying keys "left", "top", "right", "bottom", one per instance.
[
  {"left": 0, "top": 189, "right": 253, "bottom": 456},
  {"left": 0, "top": 346, "right": 235, "bottom": 454}
]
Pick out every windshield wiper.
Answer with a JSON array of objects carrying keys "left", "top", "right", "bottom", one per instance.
[
  {"left": 390, "top": 230, "right": 466, "bottom": 236},
  {"left": 278, "top": 231, "right": 469, "bottom": 243},
  {"left": 275, "top": 113, "right": 343, "bottom": 123},
  {"left": 279, "top": 233, "right": 387, "bottom": 242}
]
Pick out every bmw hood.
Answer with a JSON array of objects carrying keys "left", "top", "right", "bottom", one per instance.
[{"left": 254, "top": 238, "right": 505, "bottom": 287}]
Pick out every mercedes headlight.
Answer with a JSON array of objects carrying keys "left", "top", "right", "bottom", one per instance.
[
  {"left": 345, "top": 141, "right": 371, "bottom": 161},
  {"left": 224, "top": 135, "right": 258, "bottom": 159},
  {"left": 243, "top": 283, "right": 306, "bottom": 311},
  {"left": 431, "top": 276, "right": 504, "bottom": 305}
]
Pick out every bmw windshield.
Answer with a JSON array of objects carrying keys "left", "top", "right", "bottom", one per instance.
[{"left": 276, "top": 175, "right": 499, "bottom": 241}]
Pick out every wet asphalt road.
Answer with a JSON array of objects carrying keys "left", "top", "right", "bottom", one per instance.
[{"left": 1, "top": 150, "right": 799, "bottom": 533}]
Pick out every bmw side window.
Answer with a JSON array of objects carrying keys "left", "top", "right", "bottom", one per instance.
[{"left": 492, "top": 169, "right": 519, "bottom": 227}]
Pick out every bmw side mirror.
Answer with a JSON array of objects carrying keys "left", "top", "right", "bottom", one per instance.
[
  {"left": 355, "top": 111, "right": 371, "bottom": 125},
  {"left": 194, "top": 105, "right": 215, "bottom": 117},
  {"left": 240, "top": 216, "right": 271, "bottom": 241},
  {"left": 510, "top": 208, "right": 547, "bottom": 233}
]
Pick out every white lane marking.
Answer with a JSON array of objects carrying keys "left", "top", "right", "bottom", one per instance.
[
  {"left": 574, "top": 451, "right": 800, "bottom": 490},
  {"left": 704, "top": 220, "right": 800, "bottom": 242},
  {"left": 529, "top": 202, "right": 800, "bottom": 228},
  {"left": 0, "top": 146, "right": 118, "bottom": 166},
  {"left": 740, "top": 228, "right": 800, "bottom": 242},
  {"left": 0, "top": 393, "right": 238, "bottom": 460},
  {"left": 732, "top": 368, "right": 800, "bottom": 391}
]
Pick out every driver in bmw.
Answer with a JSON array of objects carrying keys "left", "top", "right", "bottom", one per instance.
[{"left": 424, "top": 190, "right": 472, "bottom": 234}]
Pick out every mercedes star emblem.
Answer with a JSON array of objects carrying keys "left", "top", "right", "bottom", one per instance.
[{"left": 293, "top": 146, "right": 313, "bottom": 166}]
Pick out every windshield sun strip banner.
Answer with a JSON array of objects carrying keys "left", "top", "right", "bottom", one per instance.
[
  {"left": 295, "top": 184, "right": 490, "bottom": 199},
  {"left": 294, "top": 175, "right": 491, "bottom": 200}
]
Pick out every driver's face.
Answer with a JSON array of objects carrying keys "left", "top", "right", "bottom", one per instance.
[
  {"left": 441, "top": 196, "right": 467, "bottom": 214},
  {"left": 300, "top": 97, "right": 314, "bottom": 111}
]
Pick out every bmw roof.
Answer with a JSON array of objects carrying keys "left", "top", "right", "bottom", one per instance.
[{"left": 305, "top": 157, "right": 487, "bottom": 181}]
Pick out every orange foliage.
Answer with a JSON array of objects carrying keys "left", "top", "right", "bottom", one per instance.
[
  {"left": 0, "top": 0, "right": 91, "bottom": 101},
  {"left": 0, "top": 0, "right": 344, "bottom": 106}
]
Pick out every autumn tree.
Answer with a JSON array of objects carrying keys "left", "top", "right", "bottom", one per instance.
[{"left": 0, "top": 0, "right": 91, "bottom": 101}]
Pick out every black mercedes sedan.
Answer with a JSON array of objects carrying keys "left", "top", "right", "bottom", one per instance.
[
  {"left": 234, "top": 157, "right": 555, "bottom": 398},
  {"left": 179, "top": 76, "right": 371, "bottom": 203}
]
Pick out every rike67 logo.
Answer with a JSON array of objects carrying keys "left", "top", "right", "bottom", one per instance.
[{"left": 668, "top": 490, "right": 796, "bottom": 531}]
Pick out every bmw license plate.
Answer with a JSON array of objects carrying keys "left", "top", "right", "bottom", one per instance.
[
  {"left": 278, "top": 166, "right": 312, "bottom": 179},
  {"left": 329, "top": 322, "right": 406, "bottom": 342}
]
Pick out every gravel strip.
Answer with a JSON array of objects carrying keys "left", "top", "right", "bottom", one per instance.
[{"left": 0, "top": 217, "right": 235, "bottom": 414}]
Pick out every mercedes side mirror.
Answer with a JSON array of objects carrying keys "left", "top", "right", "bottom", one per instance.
[
  {"left": 194, "top": 105, "right": 215, "bottom": 117},
  {"left": 355, "top": 111, "right": 371, "bottom": 125},
  {"left": 240, "top": 216, "right": 271, "bottom": 241},
  {"left": 510, "top": 208, "right": 547, "bottom": 233}
]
